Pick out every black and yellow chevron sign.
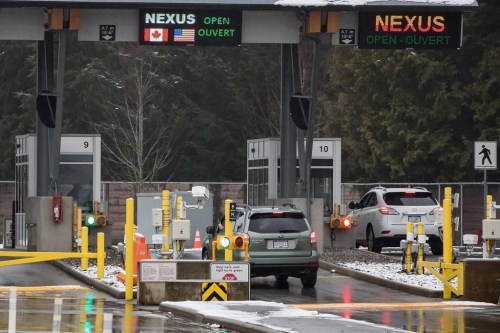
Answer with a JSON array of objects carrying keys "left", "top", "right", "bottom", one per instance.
[{"left": 201, "top": 282, "right": 227, "bottom": 301}]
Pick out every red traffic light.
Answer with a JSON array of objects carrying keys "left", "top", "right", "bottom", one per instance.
[{"left": 330, "top": 216, "right": 352, "bottom": 229}]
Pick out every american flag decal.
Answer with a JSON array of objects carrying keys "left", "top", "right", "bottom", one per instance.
[{"left": 174, "top": 29, "right": 195, "bottom": 42}]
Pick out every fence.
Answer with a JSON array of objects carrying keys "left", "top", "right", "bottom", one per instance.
[{"left": 342, "top": 182, "right": 500, "bottom": 247}]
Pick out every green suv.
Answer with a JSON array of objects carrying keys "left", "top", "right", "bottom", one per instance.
[{"left": 202, "top": 204, "right": 319, "bottom": 288}]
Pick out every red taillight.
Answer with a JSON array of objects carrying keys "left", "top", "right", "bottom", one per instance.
[
  {"left": 379, "top": 207, "right": 400, "bottom": 215},
  {"left": 272, "top": 211, "right": 284, "bottom": 216},
  {"left": 310, "top": 231, "right": 317, "bottom": 247}
]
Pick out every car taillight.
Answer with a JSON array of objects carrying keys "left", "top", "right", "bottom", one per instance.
[
  {"left": 310, "top": 231, "right": 317, "bottom": 248},
  {"left": 379, "top": 207, "right": 400, "bottom": 215},
  {"left": 242, "top": 233, "right": 250, "bottom": 242},
  {"left": 272, "top": 211, "right": 284, "bottom": 216}
]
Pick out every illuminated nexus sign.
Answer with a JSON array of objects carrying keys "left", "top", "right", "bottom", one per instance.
[
  {"left": 139, "top": 9, "right": 242, "bottom": 46},
  {"left": 358, "top": 12, "right": 463, "bottom": 49}
]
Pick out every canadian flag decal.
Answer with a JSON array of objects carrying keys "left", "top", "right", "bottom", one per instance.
[{"left": 144, "top": 28, "right": 168, "bottom": 42}]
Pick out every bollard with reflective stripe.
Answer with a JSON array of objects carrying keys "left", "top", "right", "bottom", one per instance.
[{"left": 97, "top": 232, "right": 105, "bottom": 279}]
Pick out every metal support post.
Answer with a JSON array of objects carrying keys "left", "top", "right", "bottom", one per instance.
[
  {"left": 280, "top": 44, "right": 297, "bottom": 199},
  {"left": 417, "top": 222, "right": 425, "bottom": 274},
  {"left": 97, "top": 232, "right": 105, "bottom": 279},
  {"left": 162, "top": 190, "right": 170, "bottom": 253},
  {"left": 443, "top": 187, "right": 453, "bottom": 299},
  {"left": 224, "top": 199, "right": 233, "bottom": 262},
  {"left": 405, "top": 222, "right": 413, "bottom": 273},
  {"left": 125, "top": 198, "right": 134, "bottom": 301},
  {"left": 81, "top": 226, "right": 88, "bottom": 270}
]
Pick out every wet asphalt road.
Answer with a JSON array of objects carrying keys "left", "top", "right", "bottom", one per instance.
[
  {"left": 2, "top": 252, "right": 500, "bottom": 332},
  {"left": 0, "top": 262, "right": 232, "bottom": 332}
]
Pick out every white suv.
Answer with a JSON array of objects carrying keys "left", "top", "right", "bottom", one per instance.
[{"left": 348, "top": 187, "right": 442, "bottom": 254}]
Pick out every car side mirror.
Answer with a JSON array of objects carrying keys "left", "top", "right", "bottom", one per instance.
[
  {"left": 206, "top": 226, "right": 214, "bottom": 234},
  {"left": 348, "top": 201, "right": 357, "bottom": 209}
]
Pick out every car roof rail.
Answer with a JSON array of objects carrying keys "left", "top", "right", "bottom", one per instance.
[
  {"left": 282, "top": 203, "right": 297, "bottom": 209},
  {"left": 236, "top": 203, "right": 251, "bottom": 211},
  {"left": 412, "top": 186, "right": 428, "bottom": 191},
  {"left": 370, "top": 186, "right": 386, "bottom": 191}
]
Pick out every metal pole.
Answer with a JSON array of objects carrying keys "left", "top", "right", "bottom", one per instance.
[
  {"left": 49, "top": 28, "right": 67, "bottom": 196},
  {"left": 125, "top": 198, "right": 134, "bottom": 301},
  {"left": 305, "top": 36, "right": 321, "bottom": 220},
  {"left": 443, "top": 187, "right": 452, "bottom": 299},
  {"left": 280, "top": 44, "right": 297, "bottom": 199},
  {"left": 162, "top": 190, "right": 170, "bottom": 253},
  {"left": 224, "top": 199, "right": 233, "bottom": 262},
  {"left": 483, "top": 169, "right": 488, "bottom": 219}
]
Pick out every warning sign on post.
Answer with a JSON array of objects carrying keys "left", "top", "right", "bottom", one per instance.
[
  {"left": 474, "top": 141, "right": 497, "bottom": 170},
  {"left": 141, "top": 261, "right": 177, "bottom": 282},
  {"left": 210, "top": 263, "right": 249, "bottom": 282}
]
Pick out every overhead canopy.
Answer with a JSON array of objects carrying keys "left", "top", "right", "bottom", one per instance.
[{"left": 0, "top": 0, "right": 479, "bottom": 11}]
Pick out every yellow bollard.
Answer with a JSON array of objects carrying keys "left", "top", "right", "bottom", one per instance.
[
  {"left": 443, "top": 187, "right": 452, "bottom": 299},
  {"left": 224, "top": 199, "right": 233, "bottom": 262},
  {"left": 77, "top": 208, "right": 82, "bottom": 251},
  {"left": 405, "top": 222, "right": 413, "bottom": 273},
  {"left": 81, "top": 226, "right": 88, "bottom": 270},
  {"left": 97, "top": 232, "right": 105, "bottom": 279},
  {"left": 486, "top": 195, "right": 493, "bottom": 256},
  {"left": 417, "top": 222, "right": 425, "bottom": 274},
  {"left": 125, "top": 198, "right": 135, "bottom": 301},
  {"left": 176, "top": 196, "right": 183, "bottom": 253},
  {"left": 162, "top": 190, "right": 170, "bottom": 253},
  {"left": 72, "top": 202, "right": 77, "bottom": 250}
]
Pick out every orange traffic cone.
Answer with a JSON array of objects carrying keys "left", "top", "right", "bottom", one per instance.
[{"left": 193, "top": 229, "right": 202, "bottom": 249}]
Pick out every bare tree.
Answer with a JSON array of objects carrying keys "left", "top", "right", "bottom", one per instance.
[{"left": 93, "top": 51, "right": 185, "bottom": 192}]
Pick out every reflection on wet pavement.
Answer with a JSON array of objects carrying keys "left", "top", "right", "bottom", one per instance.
[{"left": 0, "top": 286, "right": 233, "bottom": 332}]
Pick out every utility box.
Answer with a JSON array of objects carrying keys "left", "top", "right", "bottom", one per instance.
[
  {"left": 136, "top": 192, "right": 213, "bottom": 247},
  {"left": 482, "top": 219, "right": 500, "bottom": 240},
  {"left": 172, "top": 220, "right": 191, "bottom": 240}
]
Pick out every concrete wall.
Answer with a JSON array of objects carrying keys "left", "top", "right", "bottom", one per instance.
[
  {"left": 463, "top": 259, "right": 500, "bottom": 304},
  {"left": 26, "top": 196, "right": 73, "bottom": 252},
  {"left": 138, "top": 260, "right": 250, "bottom": 305}
]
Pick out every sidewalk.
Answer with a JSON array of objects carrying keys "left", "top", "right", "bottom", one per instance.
[{"left": 159, "top": 300, "right": 413, "bottom": 333}]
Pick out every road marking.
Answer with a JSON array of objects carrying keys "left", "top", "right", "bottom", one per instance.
[
  {"left": 291, "top": 302, "right": 484, "bottom": 310},
  {"left": 0, "top": 285, "right": 89, "bottom": 292},
  {"left": 319, "top": 275, "right": 350, "bottom": 279}
]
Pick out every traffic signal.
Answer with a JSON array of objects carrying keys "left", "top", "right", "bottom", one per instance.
[
  {"left": 84, "top": 213, "right": 106, "bottom": 227},
  {"left": 216, "top": 234, "right": 246, "bottom": 250},
  {"left": 84, "top": 213, "right": 96, "bottom": 227},
  {"left": 95, "top": 214, "right": 107, "bottom": 226},
  {"left": 330, "top": 216, "right": 352, "bottom": 229}
]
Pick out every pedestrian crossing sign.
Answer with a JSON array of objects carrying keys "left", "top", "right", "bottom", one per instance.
[{"left": 474, "top": 141, "right": 497, "bottom": 170}]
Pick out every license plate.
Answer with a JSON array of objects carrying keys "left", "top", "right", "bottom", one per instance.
[
  {"left": 408, "top": 215, "right": 421, "bottom": 222},
  {"left": 273, "top": 240, "right": 288, "bottom": 249}
]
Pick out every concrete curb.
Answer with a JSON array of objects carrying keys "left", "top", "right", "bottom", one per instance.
[
  {"left": 319, "top": 260, "right": 442, "bottom": 298},
  {"left": 159, "top": 302, "right": 280, "bottom": 333},
  {"left": 51, "top": 260, "right": 133, "bottom": 299}
]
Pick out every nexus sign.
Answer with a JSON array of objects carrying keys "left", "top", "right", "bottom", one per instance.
[
  {"left": 358, "top": 12, "right": 462, "bottom": 49},
  {"left": 139, "top": 10, "right": 242, "bottom": 46}
]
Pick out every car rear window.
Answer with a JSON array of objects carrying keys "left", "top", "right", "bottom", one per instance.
[
  {"left": 383, "top": 192, "right": 438, "bottom": 206},
  {"left": 248, "top": 212, "right": 309, "bottom": 233}
]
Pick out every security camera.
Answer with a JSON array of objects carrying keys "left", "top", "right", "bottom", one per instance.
[{"left": 191, "top": 186, "right": 209, "bottom": 203}]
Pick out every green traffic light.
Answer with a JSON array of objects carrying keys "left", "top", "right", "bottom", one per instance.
[
  {"left": 85, "top": 214, "right": 96, "bottom": 226},
  {"left": 220, "top": 236, "right": 230, "bottom": 249}
]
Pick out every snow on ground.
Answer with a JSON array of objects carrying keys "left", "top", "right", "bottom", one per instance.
[
  {"left": 338, "top": 262, "right": 454, "bottom": 290},
  {"left": 74, "top": 250, "right": 452, "bottom": 292}
]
